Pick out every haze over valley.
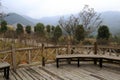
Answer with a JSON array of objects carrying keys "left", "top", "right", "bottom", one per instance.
[
  {"left": 4, "top": 11, "right": 120, "bottom": 35},
  {"left": 1, "top": 0, "right": 120, "bottom": 35}
]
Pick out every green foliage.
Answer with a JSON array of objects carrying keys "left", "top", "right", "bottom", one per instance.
[
  {"left": 53, "top": 25, "right": 62, "bottom": 43},
  {"left": 74, "top": 25, "right": 85, "bottom": 42},
  {"left": 0, "top": 20, "right": 8, "bottom": 33},
  {"left": 97, "top": 25, "right": 110, "bottom": 40},
  {"left": 25, "top": 25, "right": 31, "bottom": 34},
  {"left": 16, "top": 23, "right": 24, "bottom": 35},
  {"left": 34, "top": 23, "right": 44, "bottom": 34},
  {"left": 51, "top": 26, "right": 55, "bottom": 32},
  {"left": 46, "top": 25, "right": 51, "bottom": 33}
]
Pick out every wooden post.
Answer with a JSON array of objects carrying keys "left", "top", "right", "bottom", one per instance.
[
  {"left": 67, "top": 42, "right": 71, "bottom": 54},
  {"left": 94, "top": 42, "right": 97, "bottom": 65},
  {"left": 11, "top": 44, "right": 17, "bottom": 72},
  {"left": 77, "top": 58, "right": 80, "bottom": 67},
  {"left": 56, "top": 58, "right": 59, "bottom": 68},
  {"left": 42, "top": 43, "right": 45, "bottom": 66},
  {"left": 94, "top": 42, "right": 97, "bottom": 55},
  {"left": 94, "top": 59, "right": 97, "bottom": 65},
  {"left": 67, "top": 43, "right": 71, "bottom": 64},
  {"left": 99, "top": 58, "right": 103, "bottom": 68},
  {"left": 55, "top": 48, "right": 58, "bottom": 55},
  {"left": 27, "top": 50, "right": 31, "bottom": 64}
]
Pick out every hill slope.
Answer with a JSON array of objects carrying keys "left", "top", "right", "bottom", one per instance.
[
  {"left": 4, "top": 13, "right": 35, "bottom": 26},
  {"left": 101, "top": 11, "right": 120, "bottom": 35},
  {"left": 4, "top": 11, "right": 120, "bottom": 35}
]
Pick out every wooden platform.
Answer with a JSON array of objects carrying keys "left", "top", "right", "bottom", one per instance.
[{"left": 0, "top": 63, "right": 120, "bottom": 80}]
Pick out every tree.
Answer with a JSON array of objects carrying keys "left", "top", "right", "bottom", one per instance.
[
  {"left": 25, "top": 25, "right": 31, "bottom": 34},
  {"left": 46, "top": 25, "right": 51, "bottom": 33},
  {"left": 79, "top": 5, "right": 102, "bottom": 32},
  {"left": 50, "top": 25, "right": 55, "bottom": 39},
  {"left": 51, "top": 25, "right": 55, "bottom": 33},
  {"left": 59, "top": 15, "right": 79, "bottom": 42},
  {"left": 34, "top": 23, "right": 44, "bottom": 34},
  {"left": 75, "top": 25, "right": 85, "bottom": 42},
  {"left": 0, "top": 20, "right": 8, "bottom": 33},
  {"left": 16, "top": 23, "right": 24, "bottom": 35},
  {"left": 97, "top": 25, "right": 110, "bottom": 40},
  {"left": 53, "top": 25, "right": 62, "bottom": 43},
  {"left": 34, "top": 23, "right": 45, "bottom": 42}
]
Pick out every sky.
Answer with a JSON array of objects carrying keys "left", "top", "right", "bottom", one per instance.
[{"left": 1, "top": 0, "right": 120, "bottom": 19}]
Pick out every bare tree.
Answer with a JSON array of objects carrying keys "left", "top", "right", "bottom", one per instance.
[
  {"left": 59, "top": 5, "right": 102, "bottom": 44},
  {"left": 79, "top": 5, "right": 102, "bottom": 32},
  {"left": 59, "top": 15, "right": 79, "bottom": 42}
]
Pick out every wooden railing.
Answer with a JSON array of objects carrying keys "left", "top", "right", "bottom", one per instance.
[{"left": 0, "top": 43, "right": 120, "bottom": 72}]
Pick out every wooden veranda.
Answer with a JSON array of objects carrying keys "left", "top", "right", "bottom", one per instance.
[{"left": 0, "top": 43, "right": 120, "bottom": 80}]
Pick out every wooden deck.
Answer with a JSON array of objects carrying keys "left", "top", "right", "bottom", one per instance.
[{"left": 0, "top": 63, "right": 120, "bottom": 80}]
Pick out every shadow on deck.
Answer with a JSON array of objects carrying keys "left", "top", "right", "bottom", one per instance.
[{"left": 0, "top": 62, "right": 120, "bottom": 80}]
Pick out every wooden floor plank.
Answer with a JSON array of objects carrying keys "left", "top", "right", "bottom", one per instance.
[
  {"left": 23, "top": 68, "right": 42, "bottom": 80},
  {"left": 9, "top": 71, "right": 17, "bottom": 80},
  {"left": 18, "top": 68, "right": 33, "bottom": 80},
  {"left": 11, "top": 70, "right": 22, "bottom": 80},
  {"left": 7, "top": 63, "right": 120, "bottom": 80},
  {"left": 32, "top": 67, "right": 53, "bottom": 80},
  {"left": 22, "top": 67, "right": 39, "bottom": 80}
]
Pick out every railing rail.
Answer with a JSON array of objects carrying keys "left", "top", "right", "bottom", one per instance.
[{"left": 0, "top": 43, "right": 120, "bottom": 72}]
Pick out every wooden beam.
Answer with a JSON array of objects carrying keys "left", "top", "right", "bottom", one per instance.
[
  {"left": 99, "top": 58, "right": 103, "bottom": 68},
  {"left": 27, "top": 50, "right": 31, "bottom": 64},
  {"left": 78, "top": 58, "right": 80, "bottom": 67},
  {"left": 42, "top": 43, "right": 45, "bottom": 67},
  {"left": 56, "top": 58, "right": 59, "bottom": 68},
  {"left": 11, "top": 44, "right": 17, "bottom": 72},
  {"left": 94, "top": 42, "right": 97, "bottom": 55}
]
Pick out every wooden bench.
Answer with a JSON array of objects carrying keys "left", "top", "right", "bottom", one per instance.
[
  {"left": 0, "top": 62, "right": 10, "bottom": 80},
  {"left": 56, "top": 54, "right": 120, "bottom": 68}
]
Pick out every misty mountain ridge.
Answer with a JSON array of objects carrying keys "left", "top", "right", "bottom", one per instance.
[
  {"left": 4, "top": 13, "right": 35, "bottom": 26},
  {"left": 4, "top": 11, "right": 120, "bottom": 35}
]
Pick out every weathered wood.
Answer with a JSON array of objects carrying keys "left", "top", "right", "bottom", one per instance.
[
  {"left": 27, "top": 50, "right": 31, "bottom": 64},
  {"left": 56, "top": 54, "right": 120, "bottom": 68},
  {"left": 67, "top": 44, "right": 71, "bottom": 54},
  {"left": 94, "top": 42, "right": 97, "bottom": 55},
  {"left": 2, "top": 63, "right": 119, "bottom": 80},
  {"left": 0, "top": 44, "right": 120, "bottom": 69},
  {"left": 56, "top": 58, "right": 59, "bottom": 68},
  {"left": 0, "top": 62, "right": 10, "bottom": 80},
  {"left": 78, "top": 58, "right": 80, "bottom": 67},
  {"left": 42, "top": 43, "right": 45, "bottom": 66},
  {"left": 11, "top": 44, "right": 17, "bottom": 72},
  {"left": 99, "top": 58, "right": 103, "bottom": 68},
  {"left": 0, "top": 62, "right": 10, "bottom": 69}
]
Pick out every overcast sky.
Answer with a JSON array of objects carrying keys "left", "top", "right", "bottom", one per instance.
[{"left": 1, "top": 0, "right": 120, "bottom": 19}]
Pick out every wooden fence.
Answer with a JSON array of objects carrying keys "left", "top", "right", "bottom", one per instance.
[{"left": 0, "top": 43, "right": 120, "bottom": 72}]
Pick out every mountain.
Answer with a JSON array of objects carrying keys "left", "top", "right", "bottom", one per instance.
[
  {"left": 4, "top": 11, "right": 120, "bottom": 35},
  {"left": 23, "top": 14, "right": 71, "bottom": 26},
  {"left": 23, "top": 16, "right": 62, "bottom": 26},
  {"left": 101, "top": 11, "right": 120, "bottom": 35},
  {"left": 34, "top": 11, "right": 120, "bottom": 35},
  {"left": 4, "top": 13, "right": 35, "bottom": 26}
]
